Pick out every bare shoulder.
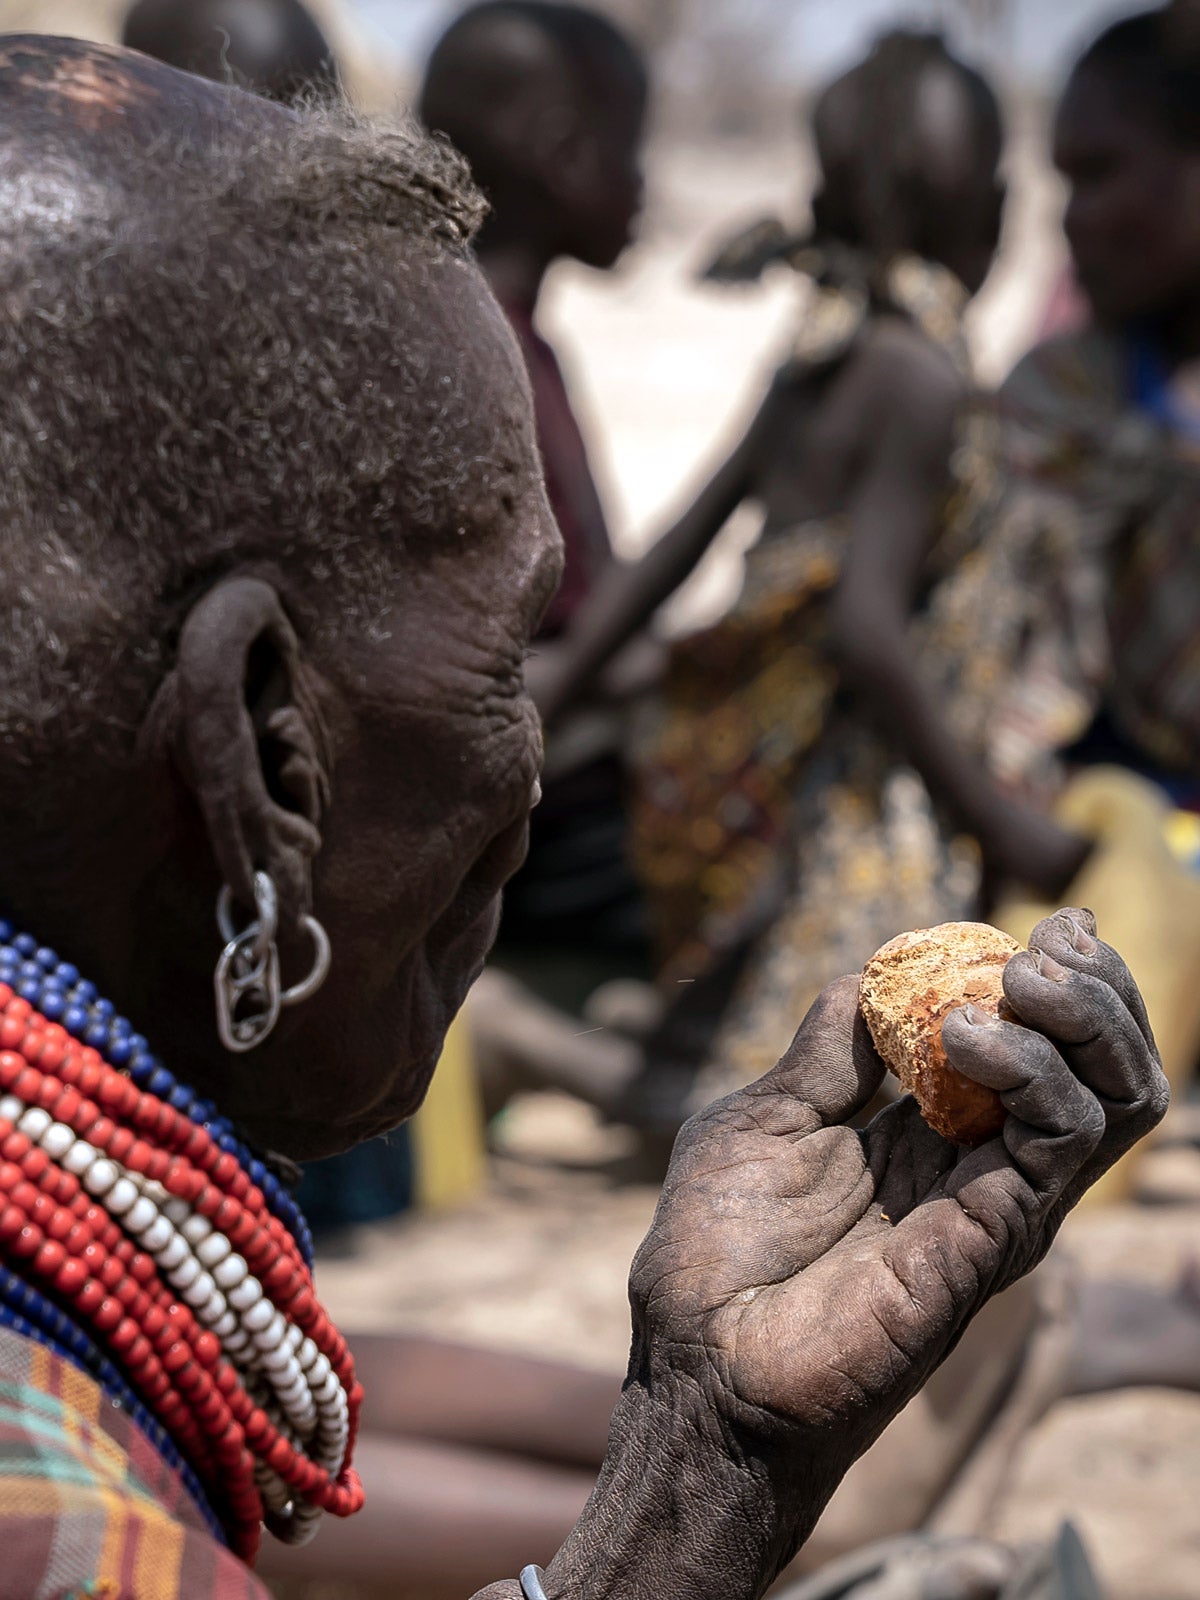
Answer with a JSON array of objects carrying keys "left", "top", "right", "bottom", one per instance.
[
  {"left": 753, "top": 316, "right": 968, "bottom": 518},
  {"left": 804, "top": 319, "right": 962, "bottom": 484},
  {"left": 847, "top": 315, "right": 967, "bottom": 428}
]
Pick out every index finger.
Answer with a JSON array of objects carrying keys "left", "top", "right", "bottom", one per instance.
[
  {"left": 1026, "top": 908, "right": 1154, "bottom": 1053},
  {"left": 1001, "top": 927, "right": 1169, "bottom": 1200},
  {"left": 736, "top": 975, "right": 887, "bottom": 1135}
]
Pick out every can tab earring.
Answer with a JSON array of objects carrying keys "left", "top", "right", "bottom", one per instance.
[{"left": 215, "top": 871, "right": 331, "bottom": 1053}]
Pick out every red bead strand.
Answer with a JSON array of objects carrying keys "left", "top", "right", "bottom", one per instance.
[
  {"left": 0, "top": 989, "right": 364, "bottom": 1555},
  {"left": 0, "top": 989, "right": 363, "bottom": 1554}
]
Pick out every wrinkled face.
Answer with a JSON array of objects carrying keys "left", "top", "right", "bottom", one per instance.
[
  {"left": 0, "top": 38, "right": 564, "bottom": 1164},
  {"left": 177, "top": 264, "right": 563, "bottom": 1159},
  {"left": 1055, "top": 66, "right": 1200, "bottom": 326}
]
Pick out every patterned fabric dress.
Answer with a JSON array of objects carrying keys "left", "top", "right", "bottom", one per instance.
[
  {"left": 995, "top": 327, "right": 1200, "bottom": 786},
  {"left": 0, "top": 1327, "right": 268, "bottom": 1599},
  {"left": 633, "top": 246, "right": 1102, "bottom": 1098}
]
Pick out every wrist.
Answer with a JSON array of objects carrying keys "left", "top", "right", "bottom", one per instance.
[{"left": 540, "top": 1369, "right": 824, "bottom": 1600}]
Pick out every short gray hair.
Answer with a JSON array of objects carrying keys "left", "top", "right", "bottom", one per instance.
[{"left": 0, "top": 102, "right": 490, "bottom": 781}]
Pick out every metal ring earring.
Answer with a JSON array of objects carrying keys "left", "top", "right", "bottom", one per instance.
[
  {"left": 214, "top": 872, "right": 332, "bottom": 1053},
  {"left": 215, "top": 871, "right": 282, "bottom": 1054},
  {"left": 280, "top": 914, "right": 331, "bottom": 1010}
]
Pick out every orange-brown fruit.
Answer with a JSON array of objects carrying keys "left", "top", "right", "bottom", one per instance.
[{"left": 859, "top": 922, "right": 1024, "bottom": 1146}]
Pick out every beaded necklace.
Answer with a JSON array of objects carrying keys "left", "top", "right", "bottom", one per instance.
[
  {"left": 0, "top": 920, "right": 364, "bottom": 1563},
  {"left": 0, "top": 925, "right": 314, "bottom": 1269}
]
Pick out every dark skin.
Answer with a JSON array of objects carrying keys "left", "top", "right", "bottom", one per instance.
[
  {"left": 262, "top": 1339, "right": 616, "bottom": 1596},
  {"left": 122, "top": 0, "right": 339, "bottom": 102},
  {"left": 421, "top": 13, "right": 647, "bottom": 317},
  {"left": 2, "top": 46, "right": 1169, "bottom": 1600},
  {"left": 82, "top": 274, "right": 552, "bottom": 1163},
  {"left": 532, "top": 93, "right": 1089, "bottom": 900},
  {"left": 0, "top": 40, "right": 559, "bottom": 1163},
  {"left": 1055, "top": 64, "right": 1200, "bottom": 360},
  {"left": 477, "top": 910, "right": 1166, "bottom": 1600}
]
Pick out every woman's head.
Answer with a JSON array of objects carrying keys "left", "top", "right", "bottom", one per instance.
[
  {"left": 810, "top": 31, "right": 1005, "bottom": 295},
  {"left": 1056, "top": 3, "right": 1200, "bottom": 328},
  {"left": 0, "top": 39, "right": 561, "bottom": 1160}
]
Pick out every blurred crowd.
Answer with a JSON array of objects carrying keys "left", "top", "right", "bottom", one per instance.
[{"left": 8, "top": 1, "right": 1200, "bottom": 1598}]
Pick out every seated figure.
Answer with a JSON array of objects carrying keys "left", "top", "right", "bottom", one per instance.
[{"left": 420, "top": 3, "right": 652, "bottom": 986}]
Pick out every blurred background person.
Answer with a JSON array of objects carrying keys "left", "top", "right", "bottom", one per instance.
[
  {"left": 535, "top": 31, "right": 1091, "bottom": 1123},
  {"left": 421, "top": 4, "right": 657, "bottom": 1047},
  {"left": 975, "top": 0, "right": 1200, "bottom": 1159},
  {"left": 1002, "top": 0, "right": 1200, "bottom": 794},
  {"left": 122, "top": 0, "right": 341, "bottom": 100}
]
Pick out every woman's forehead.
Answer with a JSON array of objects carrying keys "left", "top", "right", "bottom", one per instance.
[{"left": 1056, "top": 61, "right": 1178, "bottom": 159}]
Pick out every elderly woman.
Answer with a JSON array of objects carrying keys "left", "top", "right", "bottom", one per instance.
[{"left": 0, "top": 36, "right": 1168, "bottom": 1600}]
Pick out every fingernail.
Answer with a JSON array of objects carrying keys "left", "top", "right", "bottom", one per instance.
[
  {"left": 1036, "top": 950, "right": 1070, "bottom": 982},
  {"left": 963, "top": 1003, "right": 998, "bottom": 1026},
  {"left": 1067, "top": 916, "right": 1096, "bottom": 955}
]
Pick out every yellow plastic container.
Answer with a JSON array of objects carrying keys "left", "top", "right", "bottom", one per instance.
[
  {"left": 995, "top": 767, "right": 1200, "bottom": 1204},
  {"left": 409, "top": 1010, "right": 488, "bottom": 1210}
]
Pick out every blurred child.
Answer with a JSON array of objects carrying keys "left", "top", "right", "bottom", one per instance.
[
  {"left": 1003, "top": 0, "right": 1200, "bottom": 794},
  {"left": 421, "top": 3, "right": 652, "bottom": 989},
  {"left": 539, "top": 32, "right": 1089, "bottom": 1101},
  {"left": 989, "top": 0, "right": 1200, "bottom": 1137},
  {"left": 122, "top": 0, "right": 339, "bottom": 102}
]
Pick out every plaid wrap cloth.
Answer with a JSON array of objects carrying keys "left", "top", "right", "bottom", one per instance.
[{"left": 0, "top": 1327, "right": 268, "bottom": 1600}]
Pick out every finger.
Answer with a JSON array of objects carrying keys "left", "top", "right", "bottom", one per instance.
[
  {"left": 738, "top": 974, "right": 886, "bottom": 1133},
  {"left": 1026, "top": 908, "right": 1154, "bottom": 1052},
  {"left": 864, "top": 1094, "right": 959, "bottom": 1220},
  {"left": 941, "top": 1006, "right": 1105, "bottom": 1202},
  {"left": 1002, "top": 947, "right": 1168, "bottom": 1174},
  {"left": 1022, "top": 909, "right": 1170, "bottom": 1192}
]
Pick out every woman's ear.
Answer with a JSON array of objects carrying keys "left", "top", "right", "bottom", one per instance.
[{"left": 166, "top": 574, "right": 330, "bottom": 935}]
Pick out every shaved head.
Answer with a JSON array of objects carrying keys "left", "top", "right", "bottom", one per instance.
[
  {"left": 0, "top": 38, "right": 496, "bottom": 801},
  {"left": 0, "top": 38, "right": 559, "bottom": 1159}
]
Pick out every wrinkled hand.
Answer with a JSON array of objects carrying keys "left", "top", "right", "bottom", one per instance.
[{"left": 628, "top": 909, "right": 1167, "bottom": 1520}]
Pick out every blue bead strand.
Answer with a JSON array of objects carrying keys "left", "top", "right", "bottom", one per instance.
[
  {"left": 0, "top": 1273, "right": 225, "bottom": 1543},
  {"left": 0, "top": 922, "right": 314, "bottom": 1269}
]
